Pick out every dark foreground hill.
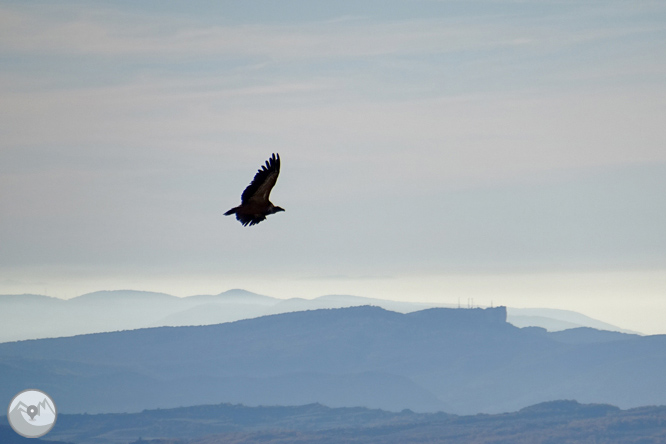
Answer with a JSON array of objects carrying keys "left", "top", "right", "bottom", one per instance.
[
  {"left": 0, "top": 425, "right": 74, "bottom": 444},
  {"left": 1, "top": 401, "right": 664, "bottom": 444},
  {"left": 0, "top": 306, "right": 664, "bottom": 414}
]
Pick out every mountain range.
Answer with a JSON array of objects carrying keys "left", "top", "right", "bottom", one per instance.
[
  {"left": 0, "top": 305, "right": 663, "bottom": 415},
  {"left": 0, "top": 289, "right": 636, "bottom": 343},
  {"left": 2, "top": 400, "right": 665, "bottom": 444}
]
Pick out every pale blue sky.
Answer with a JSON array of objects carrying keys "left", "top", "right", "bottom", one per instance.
[{"left": 1, "top": 1, "right": 665, "bottom": 332}]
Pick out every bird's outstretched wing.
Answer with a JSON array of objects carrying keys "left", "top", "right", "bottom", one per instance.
[
  {"left": 241, "top": 153, "right": 280, "bottom": 204},
  {"left": 235, "top": 213, "right": 266, "bottom": 227}
]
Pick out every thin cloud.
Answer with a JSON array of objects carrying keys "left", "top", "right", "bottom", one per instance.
[{"left": 4, "top": 3, "right": 660, "bottom": 60}]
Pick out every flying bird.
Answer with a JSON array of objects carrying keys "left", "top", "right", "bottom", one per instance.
[{"left": 225, "top": 153, "right": 284, "bottom": 226}]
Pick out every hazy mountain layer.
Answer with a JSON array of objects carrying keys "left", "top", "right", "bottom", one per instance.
[
  {"left": 0, "top": 306, "right": 662, "bottom": 415},
  {"left": 0, "top": 289, "right": 635, "bottom": 343},
  {"left": 2, "top": 400, "right": 664, "bottom": 444}
]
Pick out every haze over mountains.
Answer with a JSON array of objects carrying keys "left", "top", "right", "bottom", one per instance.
[
  {"left": 1, "top": 305, "right": 663, "bottom": 416},
  {"left": 0, "top": 289, "right": 636, "bottom": 343},
  {"left": 3, "top": 400, "right": 665, "bottom": 444}
]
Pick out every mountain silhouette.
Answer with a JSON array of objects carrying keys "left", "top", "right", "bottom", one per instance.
[
  {"left": 0, "top": 425, "right": 72, "bottom": 444},
  {"left": 0, "top": 289, "right": 635, "bottom": 343},
  {"left": 0, "top": 306, "right": 662, "bottom": 414},
  {"left": 4, "top": 400, "right": 663, "bottom": 444}
]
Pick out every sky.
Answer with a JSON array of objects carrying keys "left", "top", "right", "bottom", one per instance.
[{"left": 1, "top": 0, "right": 665, "bottom": 333}]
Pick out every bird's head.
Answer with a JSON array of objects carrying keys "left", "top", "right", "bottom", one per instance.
[{"left": 269, "top": 205, "right": 285, "bottom": 214}]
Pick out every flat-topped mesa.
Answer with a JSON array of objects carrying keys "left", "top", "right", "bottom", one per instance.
[{"left": 408, "top": 306, "right": 508, "bottom": 329}]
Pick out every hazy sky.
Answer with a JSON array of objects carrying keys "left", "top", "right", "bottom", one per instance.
[{"left": 1, "top": 1, "right": 665, "bottom": 333}]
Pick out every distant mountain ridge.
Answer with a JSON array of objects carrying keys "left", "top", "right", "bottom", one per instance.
[
  {"left": 1, "top": 400, "right": 662, "bottom": 444},
  {"left": 0, "top": 305, "right": 662, "bottom": 415},
  {"left": 0, "top": 289, "right": 636, "bottom": 343}
]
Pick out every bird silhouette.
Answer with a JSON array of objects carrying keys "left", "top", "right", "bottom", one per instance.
[{"left": 225, "top": 153, "right": 284, "bottom": 226}]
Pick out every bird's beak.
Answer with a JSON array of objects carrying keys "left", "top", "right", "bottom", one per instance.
[{"left": 275, "top": 207, "right": 285, "bottom": 212}]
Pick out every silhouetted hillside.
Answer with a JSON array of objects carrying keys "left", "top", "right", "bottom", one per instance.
[
  {"left": 0, "top": 290, "right": 634, "bottom": 342},
  {"left": 166, "top": 402, "right": 666, "bottom": 444},
  {"left": 0, "top": 306, "right": 663, "bottom": 414},
  {"left": 2, "top": 401, "right": 663, "bottom": 444},
  {"left": 0, "top": 425, "right": 73, "bottom": 444}
]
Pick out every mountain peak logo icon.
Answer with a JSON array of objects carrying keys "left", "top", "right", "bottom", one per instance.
[{"left": 7, "top": 389, "right": 57, "bottom": 438}]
